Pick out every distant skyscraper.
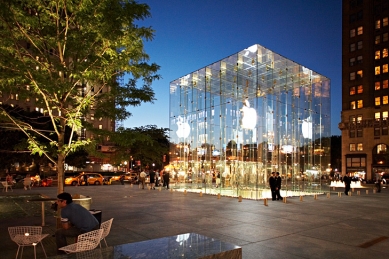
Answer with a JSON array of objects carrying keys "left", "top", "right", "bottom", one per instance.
[{"left": 340, "top": 0, "right": 389, "bottom": 180}]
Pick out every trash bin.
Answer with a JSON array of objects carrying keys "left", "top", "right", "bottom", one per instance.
[
  {"left": 72, "top": 195, "right": 92, "bottom": 210},
  {"left": 90, "top": 210, "right": 102, "bottom": 227}
]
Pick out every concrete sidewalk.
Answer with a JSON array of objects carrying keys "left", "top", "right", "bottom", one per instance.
[{"left": 1, "top": 184, "right": 389, "bottom": 259}]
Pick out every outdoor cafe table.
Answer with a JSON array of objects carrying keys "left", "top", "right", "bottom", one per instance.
[{"left": 27, "top": 197, "right": 57, "bottom": 226}]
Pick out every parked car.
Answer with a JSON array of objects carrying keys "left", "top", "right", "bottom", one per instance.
[
  {"left": 64, "top": 173, "right": 104, "bottom": 186},
  {"left": 110, "top": 172, "right": 138, "bottom": 184}
]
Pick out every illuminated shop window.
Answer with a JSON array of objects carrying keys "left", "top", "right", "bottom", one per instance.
[
  {"left": 350, "top": 101, "right": 356, "bottom": 109},
  {"left": 350, "top": 57, "right": 355, "bottom": 66},
  {"left": 383, "top": 48, "right": 388, "bottom": 58},
  {"left": 376, "top": 20, "right": 381, "bottom": 29},
  {"left": 375, "top": 81, "right": 381, "bottom": 90},
  {"left": 349, "top": 86, "right": 356, "bottom": 95},
  {"left": 384, "top": 17, "right": 388, "bottom": 27},
  {"left": 357, "top": 41, "right": 363, "bottom": 50},
  {"left": 375, "top": 66, "right": 381, "bottom": 75},
  {"left": 350, "top": 72, "right": 355, "bottom": 80},
  {"left": 383, "top": 80, "right": 388, "bottom": 89},
  {"left": 357, "top": 100, "right": 363, "bottom": 108},
  {"left": 357, "top": 26, "right": 363, "bottom": 35},
  {"left": 376, "top": 35, "right": 381, "bottom": 44},
  {"left": 375, "top": 112, "right": 381, "bottom": 121},
  {"left": 383, "top": 95, "right": 388, "bottom": 105},
  {"left": 357, "top": 85, "right": 363, "bottom": 94},
  {"left": 357, "top": 143, "right": 363, "bottom": 151},
  {"left": 375, "top": 50, "right": 381, "bottom": 59},
  {"left": 350, "top": 43, "right": 356, "bottom": 52},
  {"left": 375, "top": 97, "right": 381, "bottom": 106},
  {"left": 350, "top": 144, "right": 356, "bottom": 152},
  {"left": 350, "top": 29, "right": 356, "bottom": 37}
]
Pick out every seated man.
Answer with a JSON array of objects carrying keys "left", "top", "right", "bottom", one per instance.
[{"left": 55, "top": 192, "right": 99, "bottom": 253}]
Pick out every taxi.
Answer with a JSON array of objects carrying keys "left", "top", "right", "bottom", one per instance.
[{"left": 64, "top": 173, "right": 104, "bottom": 186}]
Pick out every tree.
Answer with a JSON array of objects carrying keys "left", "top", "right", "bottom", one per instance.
[
  {"left": 111, "top": 125, "right": 170, "bottom": 170},
  {"left": 0, "top": 0, "right": 160, "bottom": 194}
]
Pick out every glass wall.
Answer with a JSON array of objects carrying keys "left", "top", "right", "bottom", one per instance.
[{"left": 169, "top": 44, "right": 331, "bottom": 199}]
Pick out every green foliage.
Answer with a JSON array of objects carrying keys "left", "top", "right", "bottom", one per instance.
[{"left": 0, "top": 0, "right": 160, "bottom": 192}]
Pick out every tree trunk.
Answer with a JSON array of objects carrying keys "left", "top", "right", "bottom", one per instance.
[{"left": 57, "top": 153, "right": 65, "bottom": 194}]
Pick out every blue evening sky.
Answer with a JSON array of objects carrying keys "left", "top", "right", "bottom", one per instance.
[{"left": 123, "top": 0, "right": 342, "bottom": 136}]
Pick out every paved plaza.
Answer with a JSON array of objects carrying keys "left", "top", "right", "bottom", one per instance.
[{"left": 1, "top": 184, "right": 389, "bottom": 258}]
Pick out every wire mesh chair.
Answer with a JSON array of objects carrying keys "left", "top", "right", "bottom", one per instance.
[
  {"left": 99, "top": 218, "right": 114, "bottom": 248},
  {"left": 59, "top": 228, "right": 103, "bottom": 254},
  {"left": 1, "top": 181, "right": 13, "bottom": 192},
  {"left": 8, "top": 226, "right": 49, "bottom": 259}
]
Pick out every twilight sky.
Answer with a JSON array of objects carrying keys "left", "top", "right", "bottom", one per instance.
[{"left": 123, "top": 0, "right": 342, "bottom": 136}]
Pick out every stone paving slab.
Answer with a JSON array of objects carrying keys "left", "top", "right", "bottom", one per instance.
[{"left": 1, "top": 184, "right": 389, "bottom": 258}]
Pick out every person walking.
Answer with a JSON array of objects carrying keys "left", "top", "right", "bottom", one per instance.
[
  {"left": 275, "top": 172, "right": 283, "bottom": 200},
  {"left": 343, "top": 172, "right": 351, "bottom": 195},
  {"left": 269, "top": 172, "right": 276, "bottom": 201},
  {"left": 55, "top": 192, "right": 99, "bottom": 254},
  {"left": 149, "top": 169, "right": 156, "bottom": 189},
  {"left": 139, "top": 170, "right": 146, "bottom": 189}
]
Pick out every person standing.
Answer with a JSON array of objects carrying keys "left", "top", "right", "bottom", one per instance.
[
  {"left": 343, "top": 172, "right": 351, "bottom": 195},
  {"left": 149, "top": 169, "right": 156, "bottom": 189},
  {"left": 139, "top": 170, "right": 146, "bottom": 189},
  {"left": 269, "top": 172, "right": 276, "bottom": 201},
  {"left": 163, "top": 170, "right": 170, "bottom": 189},
  {"left": 55, "top": 192, "right": 99, "bottom": 254},
  {"left": 6, "top": 173, "right": 13, "bottom": 185},
  {"left": 275, "top": 172, "right": 283, "bottom": 200}
]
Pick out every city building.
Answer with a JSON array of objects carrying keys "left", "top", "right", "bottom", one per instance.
[
  {"left": 340, "top": 0, "right": 389, "bottom": 181},
  {"left": 169, "top": 44, "right": 331, "bottom": 198}
]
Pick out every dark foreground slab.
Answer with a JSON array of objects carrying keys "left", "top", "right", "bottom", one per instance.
[{"left": 48, "top": 232, "right": 242, "bottom": 259}]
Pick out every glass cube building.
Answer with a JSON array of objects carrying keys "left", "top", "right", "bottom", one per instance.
[{"left": 169, "top": 44, "right": 331, "bottom": 199}]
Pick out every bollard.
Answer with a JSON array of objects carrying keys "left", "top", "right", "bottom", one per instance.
[
  {"left": 184, "top": 190, "right": 187, "bottom": 195},
  {"left": 300, "top": 195, "right": 303, "bottom": 202},
  {"left": 199, "top": 191, "right": 202, "bottom": 197},
  {"left": 314, "top": 194, "right": 317, "bottom": 200},
  {"left": 349, "top": 191, "right": 352, "bottom": 196},
  {"left": 170, "top": 188, "right": 173, "bottom": 193},
  {"left": 327, "top": 193, "right": 330, "bottom": 198},
  {"left": 148, "top": 186, "right": 151, "bottom": 190},
  {"left": 373, "top": 189, "right": 376, "bottom": 194},
  {"left": 283, "top": 197, "right": 287, "bottom": 203},
  {"left": 264, "top": 198, "right": 268, "bottom": 206},
  {"left": 238, "top": 195, "right": 242, "bottom": 202},
  {"left": 332, "top": 187, "right": 335, "bottom": 191},
  {"left": 159, "top": 187, "right": 161, "bottom": 191},
  {"left": 357, "top": 190, "right": 360, "bottom": 195},
  {"left": 338, "top": 192, "right": 341, "bottom": 197},
  {"left": 352, "top": 188, "right": 355, "bottom": 192},
  {"left": 366, "top": 190, "right": 369, "bottom": 194},
  {"left": 217, "top": 193, "right": 221, "bottom": 199},
  {"left": 130, "top": 184, "right": 133, "bottom": 188}
]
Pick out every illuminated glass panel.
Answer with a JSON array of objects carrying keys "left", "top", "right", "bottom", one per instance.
[
  {"left": 375, "top": 81, "right": 381, "bottom": 90},
  {"left": 375, "top": 112, "right": 381, "bottom": 120},
  {"left": 383, "top": 80, "right": 388, "bottom": 89},
  {"left": 357, "top": 143, "right": 363, "bottom": 151},
  {"left": 357, "top": 100, "right": 363, "bottom": 108},
  {"left": 357, "top": 85, "right": 363, "bottom": 94},
  {"left": 383, "top": 48, "right": 388, "bottom": 58},
  {"left": 349, "top": 86, "right": 356, "bottom": 95},
  {"left": 384, "top": 17, "right": 388, "bottom": 27},
  {"left": 375, "top": 66, "right": 381, "bottom": 75},
  {"left": 383, "top": 64, "right": 388, "bottom": 73},
  {"left": 350, "top": 29, "right": 355, "bottom": 37},
  {"left": 375, "top": 50, "right": 381, "bottom": 59},
  {"left": 375, "top": 97, "right": 381, "bottom": 106},
  {"left": 383, "top": 96, "right": 388, "bottom": 105},
  {"left": 357, "top": 26, "right": 363, "bottom": 35},
  {"left": 350, "top": 144, "right": 356, "bottom": 151},
  {"left": 376, "top": 20, "right": 381, "bottom": 29}
]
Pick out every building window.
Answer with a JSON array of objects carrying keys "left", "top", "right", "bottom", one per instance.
[
  {"left": 350, "top": 14, "right": 356, "bottom": 23},
  {"left": 350, "top": 29, "right": 356, "bottom": 37},
  {"left": 350, "top": 72, "right": 355, "bottom": 80},
  {"left": 357, "top": 70, "right": 363, "bottom": 78},
  {"left": 383, "top": 95, "right": 388, "bottom": 105},
  {"left": 350, "top": 144, "right": 356, "bottom": 151},
  {"left": 384, "top": 17, "right": 388, "bottom": 27},
  {"left": 90, "top": 114, "right": 94, "bottom": 120},
  {"left": 357, "top": 55, "right": 363, "bottom": 64},
  {"left": 375, "top": 127, "right": 381, "bottom": 136},
  {"left": 383, "top": 64, "right": 388, "bottom": 73},
  {"left": 350, "top": 57, "right": 355, "bottom": 66},
  {"left": 375, "top": 66, "right": 381, "bottom": 75},
  {"left": 357, "top": 115, "right": 362, "bottom": 123},
  {"left": 384, "top": 33, "right": 388, "bottom": 42},
  {"left": 349, "top": 129, "right": 355, "bottom": 138},
  {"left": 383, "top": 80, "right": 388, "bottom": 89},
  {"left": 350, "top": 43, "right": 356, "bottom": 52},
  {"left": 357, "top": 10, "right": 363, "bottom": 20},
  {"left": 350, "top": 101, "right": 356, "bottom": 109},
  {"left": 15, "top": 94, "right": 19, "bottom": 100},
  {"left": 383, "top": 48, "right": 388, "bottom": 58},
  {"left": 376, "top": 19, "right": 381, "bottom": 29},
  {"left": 357, "top": 26, "right": 363, "bottom": 35},
  {"left": 357, "top": 41, "right": 363, "bottom": 49},
  {"left": 10, "top": 94, "right": 14, "bottom": 100},
  {"left": 357, "top": 85, "right": 363, "bottom": 94},
  {"left": 357, "top": 129, "right": 363, "bottom": 137},
  {"left": 350, "top": 115, "right": 356, "bottom": 123},
  {"left": 383, "top": 111, "right": 388, "bottom": 120},
  {"left": 383, "top": 127, "right": 389, "bottom": 135},
  {"left": 376, "top": 35, "right": 381, "bottom": 44},
  {"left": 99, "top": 125, "right": 103, "bottom": 129},
  {"left": 375, "top": 112, "right": 381, "bottom": 121},
  {"left": 350, "top": 86, "right": 356, "bottom": 95},
  {"left": 357, "top": 100, "right": 363, "bottom": 108},
  {"left": 375, "top": 81, "right": 381, "bottom": 90},
  {"left": 357, "top": 143, "right": 363, "bottom": 151},
  {"left": 375, "top": 97, "right": 381, "bottom": 106},
  {"left": 375, "top": 50, "right": 381, "bottom": 59}
]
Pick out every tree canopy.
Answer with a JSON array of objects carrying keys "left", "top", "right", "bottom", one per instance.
[{"left": 0, "top": 0, "right": 160, "bottom": 193}]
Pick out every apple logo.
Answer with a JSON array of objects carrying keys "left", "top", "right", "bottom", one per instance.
[
  {"left": 241, "top": 100, "right": 257, "bottom": 130},
  {"left": 176, "top": 116, "right": 190, "bottom": 138},
  {"left": 302, "top": 116, "right": 313, "bottom": 139}
]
